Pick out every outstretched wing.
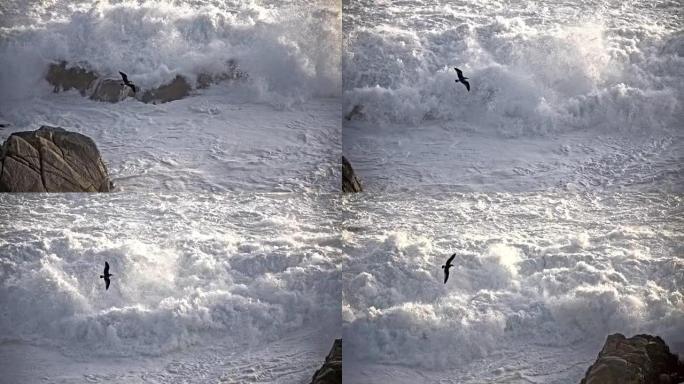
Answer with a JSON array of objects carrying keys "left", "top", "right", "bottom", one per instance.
[
  {"left": 105, "top": 277, "right": 110, "bottom": 290},
  {"left": 446, "top": 253, "right": 456, "bottom": 264},
  {"left": 443, "top": 268, "right": 449, "bottom": 284},
  {"left": 104, "top": 261, "right": 109, "bottom": 274},
  {"left": 463, "top": 80, "right": 470, "bottom": 92},
  {"left": 454, "top": 67, "right": 463, "bottom": 77},
  {"left": 119, "top": 71, "right": 129, "bottom": 83}
]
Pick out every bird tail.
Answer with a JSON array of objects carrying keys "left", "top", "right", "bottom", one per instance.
[{"left": 100, "top": 275, "right": 104, "bottom": 278}]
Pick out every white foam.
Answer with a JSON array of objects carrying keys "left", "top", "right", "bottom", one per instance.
[
  {"left": 343, "top": 192, "right": 684, "bottom": 382},
  {"left": 0, "top": 193, "right": 341, "bottom": 374},
  {"left": 0, "top": 0, "right": 341, "bottom": 104},
  {"left": 343, "top": 0, "right": 683, "bottom": 134}
]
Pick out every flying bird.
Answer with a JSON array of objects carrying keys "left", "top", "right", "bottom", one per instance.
[
  {"left": 442, "top": 253, "right": 456, "bottom": 284},
  {"left": 119, "top": 71, "right": 137, "bottom": 93},
  {"left": 100, "top": 261, "right": 113, "bottom": 290},
  {"left": 454, "top": 67, "right": 470, "bottom": 92}
]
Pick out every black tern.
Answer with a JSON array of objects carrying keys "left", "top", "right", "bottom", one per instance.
[
  {"left": 442, "top": 253, "right": 456, "bottom": 284},
  {"left": 454, "top": 67, "right": 470, "bottom": 92},
  {"left": 100, "top": 261, "right": 113, "bottom": 290},
  {"left": 119, "top": 71, "right": 137, "bottom": 93}
]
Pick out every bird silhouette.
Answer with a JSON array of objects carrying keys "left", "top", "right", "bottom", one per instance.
[
  {"left": 454, "top": 67, "right": 470, "bottom": 92},
  {"left": 100, "top": 261, "right": 113, "bottom": 290},
  {"left": 119, "top": 71, "right": 137, "bottom": 94},
  {"left": 442, "top": 253, "right": 456, "bottom": 284}
]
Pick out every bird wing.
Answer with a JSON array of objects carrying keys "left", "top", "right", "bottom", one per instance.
[
  {"left": 105, "top": 278, "right": 110, "bottom": 290},
  {"left": 454, "top": 67, "right": 463, "bottom": 77},
  {"left": 104, "top": 261, "right": 109, "bottom": 274},
  {"left": 446, "top": 253, "right": 456, "bottom": 264},
  {"left": 119, "top": 71, "right": 129, "bottom": 83},
  {"left": 463, "top": 80, "right": 470, "bottom": 91},
  {"left": 444, "top": 268, "right": 449, "bottom": 284}
]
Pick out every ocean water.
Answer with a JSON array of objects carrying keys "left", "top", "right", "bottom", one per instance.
[
  {"left": 0, "top": 0, "right": 342, "bottom": 192},
  {"left": 1, "top": 0, "right": 340, "bottom": 102},
  {"left": 0, "top": 192, "right": 342, "bottom": 383},
  {"left": 342, "top": 191, "right": 684, "bottom": 383},
  {"left": 343, "top": 0, "right": 683, "bottom": 192}
]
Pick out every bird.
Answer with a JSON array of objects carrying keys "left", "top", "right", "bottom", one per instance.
[
  {"left": 100, "top": 261, "right": 113, "bottom": 290},
  {"left": 119, "top": 71, "right": 137, "bottom": 93},
  {"left": 442, "top": 253, "right": 456, "bottom": 284},
  {"left": 454, "top": 67, "right": 470, "bottom": 91}
]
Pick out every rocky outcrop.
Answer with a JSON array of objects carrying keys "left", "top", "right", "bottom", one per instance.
[
  {"left": 90, "top": 78, "right": 134, "bottom": 102},
  {"left": 46, "top": 60, "right": 246, "bottom": 104},
  {"left": 139, "top": 75, "right": 191, "bottom": 104},
  {"left": 580, "top": 334, "right": 684, "bottom": 384},
  {"left": 342, "top": 156, "right": 362, "bottom": 193},
  {"left": 46, "top": 61, "right": 98, "bottom": 96},
  {"left": 311, "top": 339, "right": 341, "bottom": 384},
  {"left": 0, "top": 126, "right": 112, "bottom": 192}
]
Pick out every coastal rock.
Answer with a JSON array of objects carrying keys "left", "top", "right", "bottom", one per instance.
[
  {"left": 0, "top": 126, "right": 112, "bottom": 192},
  {"left": 580, "top": 333, "right": 684, "bottom": 384},
  {"left": 90, "top": 78, "right": 133, "bottom": 102},
  {"left": 342, "top": 156, "right": 362, "bottom": 193},
  {"left": 45, "top": 61, "right": 98, "bottom": 95},
  {"left": 139, "top": 75, "right": 191, "bottom": 104},
  {"left": 46, "top": 60, "right": 247, "bottom": 104},
  {"left": 311, "top": 339, "right": 341, "bottom": 384}
]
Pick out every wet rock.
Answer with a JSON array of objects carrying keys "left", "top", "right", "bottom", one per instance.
[
  {"left": 311, "top": 339, "right": 341, "bottom": 384},
  {"left": 342, "top": 156, "right": 362, "bottom": 193},
  {"left": 138, "top": 75, "right": 191, "bottom": 104},
  {"left": 344, "top": 104, "right": 364, "bottom": 121},
  {"left": 46, "top": 60, "right": 247, "bottom": 104},
  {"left": 580, "top": 333, "right": 684, "bottom": 384},
  {"left": 45, "top": 61, "right": 98, "bottom": 95},
  {"left": 90, "top": 78, "right": 133, "bottom": 102},
  {"left": 0, "top": 126, "right": 112, "bottom": 192}
]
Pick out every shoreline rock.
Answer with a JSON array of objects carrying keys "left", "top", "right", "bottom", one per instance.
[
  {"left": 0, "top": 126, "right": 112, "bottom": 192},
  {"left": 342, "top": 156, "right": 362, "bottom": 193},
  {"left": 311, "top": 339, "right": 341, "bottom": 384},
  {"left": 580, "top": 333, "right": 684, "bottom": 384},
  {"left": 45, "top": 60, "right": 246, "bottom": 104}
]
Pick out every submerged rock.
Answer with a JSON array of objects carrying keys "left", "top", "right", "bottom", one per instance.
[
  {"left": 342, "top": 156, "right": 362, "bottom": 193},
  {"left": 311, "top": 339, "right": 341, "bottom": 384},
  {"left": 0, "top": 126, "right": 112, "bottom": 192},
  {"left": 580, "top": 333, "right": 684, "bottom": 384},
  {"left": 344, "top": 104, "right": 364, "bottom": 121}
]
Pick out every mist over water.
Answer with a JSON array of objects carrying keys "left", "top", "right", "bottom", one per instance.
[{"left": 344, "top": 0, "right": 683, "bottom": 134}]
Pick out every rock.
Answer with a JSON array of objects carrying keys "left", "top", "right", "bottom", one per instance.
[
  {"left": 139, "top": 75, "right": 191, "bottom": 104},
  {"left": 580, "top": 333, "right": 684, "bottom": 384},
  {"left": 344, "top": 104, "right": 364, "bottom": 121},
  {"left": 90, "top": 78, "right": 133, "bottom": 102},
  {"left": 311, "top": 339, "right": 341, "bottom": 384},
  {"left": 46, "top": 60, "right": 247, "bottom": 104},
  {"left": 46, "top": 61, "right": 98, "bottom": 95},
  {"left": 342, "top": 156, "right": 362, "bottom": 193},
  {"left": 0, "top": 126, "right": 112, "bottom": 192}
]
